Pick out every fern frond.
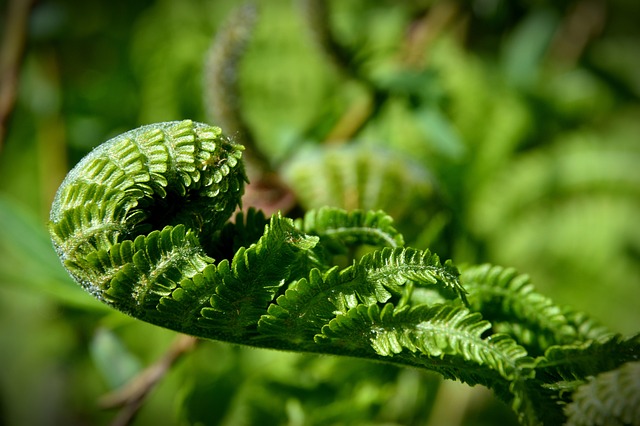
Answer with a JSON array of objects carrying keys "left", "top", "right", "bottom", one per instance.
[
  {"left": 364, "top": 247, "right": 465, "bottom": 305},
  {"left": 259, "top": 247, "right": 465, "bottom": 346},
  {"left": 565, "top": 361, "right": 640, "bottom": 426},
  {"left": 161, "top": 213, "right": 318, "bottom": 340},
  {"left": 50, "top": 121, "right": 246, "bottom": 263},
  {"left": 258, "top": 268, "right": 342, "bottom": 345},
  {"left": 535, "top": 333, "right": 640, "bottom": 387},
  {"left": 316, "top": 303, "right": 549, "bottom": 425},
  {"left": 49, "top": 120, "right": 246, "bottom": 316},
  {"left": 296, "top": 207, "right": 404, "bottom": 250},
  {"left": 461, "top": 264, "right": 584, "bottom": 354},
  {"left": 315, "top": 302, "right": 542, "bottom": 425},
  {"left": 317, "top": 304, "right": 534, "bottom": 382},
  {"left": 298, "top": 0, "right": 354, "bottom": 73},
  {"left": 562, "top": 307, "right": 613, "bottom": 341},
  {"left": 64, "top": 225, "right": 211, "bottom": 319},
  {"left": 49, "top": 120, "right": 639, "bottom": 426},
  {"left": 204, "top": 2, "right": 258, "bottom": 147},
  {"left": 49, "top": 193, "right": 131, "bottom": 260},
  {"left": 282, "top": 145, "right": 436, "bottom": 231}
]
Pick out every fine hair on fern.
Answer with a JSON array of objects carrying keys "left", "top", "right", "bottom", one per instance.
[{"left": 49, "top": 120, "right": 639, "bottom": 426}]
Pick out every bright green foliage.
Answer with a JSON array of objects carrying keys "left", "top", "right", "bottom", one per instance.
[
  {"left": 258, "top": 246, "right": 463, "bottom": 346},
  {"left": 461, "top": 264, "right": 596, "bottom": 355},
  {"left": 48, "top": 120, "right": 639, "bottom": 425},
  {"left": 317, "top": 303, "right": 534, "bottom": 383},
  {"left": 49, "top": 120, "right": 246, "bottom": 299},
  {"left": 296, "top": 207, "right": 405, "bottom": 249},
  {"left": 191, "top": 213, "right": 319, "bottom": 340},
  {"left": 4, "top": 1, "right": 639, "bottom": 424}
]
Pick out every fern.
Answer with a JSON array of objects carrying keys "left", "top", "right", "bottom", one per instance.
[
  {"left": 204, "top": 2, "right": 258, "bottom": 147},
  {"left": 535, "top": 334, "right": 640, "bottom": 388},
  {"left": 282, "top": 145, "right": 437, "bottom": 234},
  {"left": 564, "top": 361, "right": 640, "bottom": 426},
  {"left": 461, "top": 264, "right": 593, "bottom": 355},
  {"left": 258, "top": 246, "right": 463, "bottom": 346},
  {"left": 316, "top": 303, "right": 545, "bottom": 425},
  {"left": 48, "top": 121, "right": 640, "bottom": 425},
  {"left": 296, "top": 207, "right": 404, "bottom": 250},
  {"left": 197, "top": 213, "right": 319, "bottom": 339},
  {"left": 317, "top": 303, "right": 533, "bottom": 381}
]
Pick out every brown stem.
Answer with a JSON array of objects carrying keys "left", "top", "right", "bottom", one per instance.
[
  {"left": 548, "top": 0, "right": 606, "bottom": 67},
  {"left": 99, "top": 334, "right": 199, "bottom": 426},
  {"left": 0, "top": 0, "right": 35, "bottom": 151},
  {"left": 402, "top": 3, "right": 460, "bottom": 68}
]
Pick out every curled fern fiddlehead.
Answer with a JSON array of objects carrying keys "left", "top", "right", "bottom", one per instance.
[
  {"left": 49, "top": 120, "right": 246, "bottom": 309},
  {"left": 49, "top": 120, "right": 639, "bottom": 425}
]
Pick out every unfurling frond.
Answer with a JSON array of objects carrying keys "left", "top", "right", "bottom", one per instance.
[
  {"left": 461, "top": 264, "right": 603, "bottom": 355},
  {"left": 317, "top": 303, "right": 533, "bottom": 381},
  {"left": 49, "top": 121, "right": 639, "bottom": 426},
  {"left": 316, "top": 303, "right": 541, "bottom": 424},
  {"left": 258, "top": 246, "right": 464, "bottom": 345},
  {"left": 296, "top": 207, "right": 404, "bottom": 250},
  {"left": 204, "top": 3, "right": 258, "bottom": 146}
]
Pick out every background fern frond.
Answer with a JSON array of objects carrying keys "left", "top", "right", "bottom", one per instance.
[
  {"left": 468, "top": 128, "right": 640, "bottom": 334},
  {"left": 294, "top": 207, "right": 404, "bottom": 267},
  {"left": 297, "top": 207, "right": 404, "bottom": 249},
  {"left": 204, "top": 2, "right": 258, "bottom": 150},
  {"left": 282, "top": 145, "right": 439, "bottom": 245},
  {"left": 298, "top": 0, "right": 354, "bottom": 74},
  {"left": 461, "top": 264, "right": 583, "bottom": 354},
  {"left": 564, "top": 361, "right": 640, "bottom": 426},
  {"left": 562, "top": 308, "right": 613, "bottom": 341}
]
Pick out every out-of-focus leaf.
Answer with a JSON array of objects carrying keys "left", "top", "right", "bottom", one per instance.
[
  {"left": 501, "top": 10, "right": 559, "bottom": 88},
  {"left": 414, "top": 107, "right": 466, "bottom": 160},
  {"left": 90, "top": 327, "right": 143, "bottom": 389},
  {"left": 0, "top": 194, "right": 107, "bottom": 310}
]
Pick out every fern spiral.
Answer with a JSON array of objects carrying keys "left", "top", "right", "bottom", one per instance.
[
  {"left": 49, "top": 120, "right": 246, "bottom": 313},
  {"left": 48, "top": 120, "right": 639, "bottom": 425}
]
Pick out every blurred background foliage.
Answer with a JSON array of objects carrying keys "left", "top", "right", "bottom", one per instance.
[{"left": 0, "top": 0, "right": 639, "bottom": 424}]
